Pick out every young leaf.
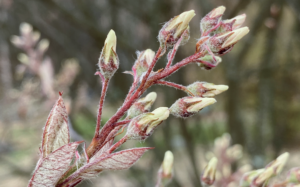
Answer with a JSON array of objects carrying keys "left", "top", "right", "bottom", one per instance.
[
  {"left": 71, "top": 147, "right": 152, "bottom": 179},
  {"left": 28, "top": 141, "right": 82, "bottom": 187},
  {"left": 42, "top": 93, "right": 70, "bottom": 157}
]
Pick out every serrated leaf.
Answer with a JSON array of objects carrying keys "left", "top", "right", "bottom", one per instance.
[
  {"left": 42, "top": 94, "right": 70, "bottom": 157},
  {"left": 71, "top": 147, "right": 152, "bottom": 179},
  {"left": 28, "top": 141, "right": 82, "bottom": 187}
]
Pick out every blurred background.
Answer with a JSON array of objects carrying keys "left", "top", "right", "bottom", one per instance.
[{"left": 1, "top": 0, "right": 300, "bottom": 186}]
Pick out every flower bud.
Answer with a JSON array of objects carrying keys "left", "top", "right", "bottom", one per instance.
[
  {"left": 207, "top": 27, "right": 249, "bottom": 55},
  {"left": 200, "top": 6, "right": 226, "bottom": 35},
  {"left": 252, "top": 152, "right": 289, "bottom": 186},
  {"left": 223, "top": 14, "right": 246, "bottom": 30},
  {"left": 126, "top": 107, "right": 170, "bottom": 140},
  {"left": 11, "top": 35, "right": 24, "bottom": 48},
  {"left": 132, "top": 49, "right": 155, "bottom": 78},
  {"left": 286, "top": 168, "right": 300, "bottom": 184},
  {"left": 187, "top": 82, "right": 228, "bottom": 97},
  {"left": 252, "top": 167, "right": 274, "bottom": 186},
  {"left": 197, "top": 55, "right": 222, "bottom": 70},
  {"left": 20, "top": 22, "right": 32, "bottom": 35},
  {"left": 127, "top": 92, "right": 157, "bottom": 119},
  {"left": 17, "top": 53, "right": 29, "bottom": 65},
  {"left": 169, "top": 96, "right": 216, "bottom": 118},
  {"left": 32, "top": 31, "right": 41, "bottom": 43},
  {"left": 201, "top": 157, "right": 218, "bottom": 186},
  {"left": 37, "top": 39, "right": 49, "bottom": 53},
  {"left": 162, "top": 151, "right": 174, "bottom": 177},
  {"left": 240, "top": 169, "right": 265, "bottom": 187},
  {"left": 98, "top": 30, "right": 119, "bottom": 79},
  {"left": 159, "top": 10, "right": 195, "bottom": 48}
]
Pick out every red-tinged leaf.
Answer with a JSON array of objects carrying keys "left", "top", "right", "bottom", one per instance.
[
  {"left": 42, "top": 94, "right": 70, "bottom": 157},
  {"left": 28, "top": 141, "right": 82, "bottom": 187},
  {"left": 69, "top": 147, "right": 152, "bottom": 180}
]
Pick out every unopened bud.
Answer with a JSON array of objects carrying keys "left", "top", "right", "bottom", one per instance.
[
  {"left": 169, "top": 96, "right": 216, "bottom": 118},
  {"left": 252, "top": 167, "right": 274, "bottom": 186},
  {"left": 187, "top": 81, "right": 228, "bottom": 97},
  {"left": 162, "top": 151, "right": 174, "bottom": 177},
  {"left": 273, "top": 152, "right": 289, "bottom": 174},
  {"left": 11, "top": 35, "right": 23, "bottom": 47},
  {"left": 20, "top": 22, "right": 32, "bottom": 35},
  {"left": 98, "top": 30, "right": 119, "bottom": 79},
  {"left": 207, "top": 27, "right": 249, "bottom": 55},
  {"left": 224, "top": 14, "right": 246, "bottom": 30},
  {"left": 159, "top": 10, "right": 195, "bottom": 48},
  {"left": 32, "top": 31, "right": 41, "bottom": 43},
  {"left": 202, "top": 157, "right": 218, "bottom": 186},
  {"left": 17, "top": 53, "right": 29, "bottom": 65},
  {"left": 226, "top": 144, "right": 243, "bottom": 160},
  {"left": 37, "top": 39, "right": 49, "bottom": 53},
  {"left": 286, "top": 168, "right": 300, "bottom": 184},
  {"left": 197, "top": 55, "right": 222, "bottom": 70},
  {"left": 252, "top": 152, "right": 289, "bottom": 186},
  {"left": 126, "top": 107, "right": 170, "bottom": 140},
  {"left": 127, "top": 92, "right": 157, "bottom": 119},
  {"left": 240, "top": 169, "right": 264, "bottom": 187},
  {"left": 200, "top": 6, "right": 226, "bottom": 35},
  {"left": 132, "top": 49, "right": 155, "bottom": 78}
]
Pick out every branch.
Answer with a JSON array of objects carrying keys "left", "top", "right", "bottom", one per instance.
[
  {"left": 95, "top": 77, "right": 110, "bottom": 137},
  {"left": 155, "top": 80, "right": 194, "bottom": 96}
]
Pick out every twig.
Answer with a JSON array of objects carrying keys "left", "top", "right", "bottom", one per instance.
[
  {"left": 155, "top": 80, "right": 194, "bottom": 96},
  {"left": 95, "top": 77, "right": 109, "bottom": 137}
]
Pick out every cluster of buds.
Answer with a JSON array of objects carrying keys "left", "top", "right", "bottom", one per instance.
[
  {"left": 98, "top": 30, "right": 119, "bottom": 79},
  {"left": 196, "top": 6, "right": 249, "bottom": 70},
  {"left": 156, "top": 151, "right": 174, "bottom": 187},
  {"left": 158, "top": 10, "right": 195, "bottom": 50},
  {"left": 201, "top": 157, "right": 218, "bottom": 186},
  {"left": 169, "top": 96, "right": 216, "bottom": 118},
  {"left": 25, "top": 6, "right": 252, "bottom": 187},
  {"left": 187, "top": 81, "right": 228, "bottom": 97},
  {"left": 126, "top": 92, "right": 157, "bottom": 119},
  {"left": 209, "top": 134, "right": 247, "bottom": 187},
  {"left": 240, "top": 152, "right": 289, "bottom": 186},
  {"left": 285, "top": 168, "right": 300, "bottom": 185},
  {"left": 126, "top": 107, "right": 170, "bottom": 140},
  {"left": 10, "top": 22, "right": 57, "bottom": 99}
]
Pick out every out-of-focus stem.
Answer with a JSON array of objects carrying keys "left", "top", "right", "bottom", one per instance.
[
  {"left": 95, "top": 78, "right": 109, "bottom": 138},
  {"left": 155, "top": 80, "right": 194, "bottom": 96}
]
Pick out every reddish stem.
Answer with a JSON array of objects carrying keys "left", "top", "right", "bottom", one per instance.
[
  {"left": 114, "top": 120, "right": 131, "bottom": 127},
  {"left": 86, "top": 47, "right": 162, "bottom": 158},
  {"left": 155, "top": 80, "right": 194, "bottom": 96},
  {"left": 166, "top": 34, "right": 184, "bottom": 69},
  {"left": 194, "top": 60, "right": 217, "bottom": 68},
  {"left": 108, "top": 135, "right": 128, "bottom": 154},
  {"left": 95, "top": 78, "right": 109, "bottom": 137},
  {"left": 154, "top": 52, "right": 204, "bottom": 81},
  {"left": 202, "top": 22, "right": 222, "bottom": 37},
  {"left": 125, "top": 78, "right": 139, "bottom": 102}
]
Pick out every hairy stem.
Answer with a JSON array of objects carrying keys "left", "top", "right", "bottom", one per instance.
[
  {"left": 155, "top": 80, "right": 194, "bottom": 96},
  {"left": 86, "top": 47, "right": 162, "bottom": 158},
  {"left": 95, "top": 78, "right": 110, "bottom": 137},
  {"left": 166, "top": 34, "right": 184, "bottom": 69}
]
